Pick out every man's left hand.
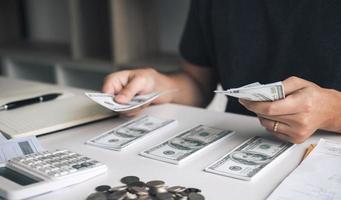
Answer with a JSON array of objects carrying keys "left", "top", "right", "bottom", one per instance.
[{"left": 239, "top": 76, "right": 341, "bottom": 143}]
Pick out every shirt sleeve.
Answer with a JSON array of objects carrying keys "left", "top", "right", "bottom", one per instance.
[{"left": 179, "top": 0, "right": 212, "bottom": 68}]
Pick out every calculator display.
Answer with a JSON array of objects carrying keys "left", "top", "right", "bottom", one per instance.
[
  {"left": 0, "top": 167, "right": 40, "bottom": 186},
  {"left": 18, "top": 141, "right": 34, "bottom": 155}
]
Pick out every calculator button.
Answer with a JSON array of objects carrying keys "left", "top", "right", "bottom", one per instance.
[
  {"left": 44, "top": 168, "right": 53, "bottom": 173},
  {"left": 69, "top": 168, "right": 77, "bottom": 173},
  {"left": 23, "top": 157, "right": 33, "bottom": 162},
  {"left": 8, "top": 149, "right": 106, "bottom": 180},
  {"left": 80, "top": 162, "right": 90, "bottom": 168},
  {"left": 32, "top": 164, "right": 43, "bottom": 169},
  {"left": 60, "top": 171, "right": 68, "bottom": 176},
  {"left": 72, "top": 164, "right": 82, "bottom": 169},
  {"left": 50, "top": 168, "right": 59, "bottom": 172}
]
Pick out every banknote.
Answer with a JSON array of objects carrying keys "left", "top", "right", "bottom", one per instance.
[
  {"left": 85, "top": 92, "right": 161, "bottom": 112},
  {"left": 140, "top": 125, "right": 234, "bottom": 165},
  {"left": 86, "top": 115, "right": 177, "bottom": 151},
  {"left": 204, "top": 136, "right": 294, "bottom": 181},
  {"left": 215, "top": 81, "right": 285, "bottom": 101}
]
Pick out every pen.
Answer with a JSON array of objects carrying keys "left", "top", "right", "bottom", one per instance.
[{"left": 0, "top": 93, "right": 62, "bottom": 111}]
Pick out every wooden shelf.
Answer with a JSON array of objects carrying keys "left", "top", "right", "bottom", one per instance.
[
  {"left": 70, "top": 0, "right": 112, "bottom": 61},
  {"left": 0, "top": 0, "right": 190, "bottom": 90},
  {"left": 0, "top": 0, "right": 22, "bottom": 45},
  {"left": 2, "top": 57, "right": 56, "bottom": 83},
  {"left": 0, "top": 41, "right": 71, "bottom": 58},
  {"left": 56, "top": 66, "right": 109, "bottom": 91}
]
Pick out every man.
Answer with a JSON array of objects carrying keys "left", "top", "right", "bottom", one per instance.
[{"left": 102, "top": 0, "right": 341, "bottom": 144}]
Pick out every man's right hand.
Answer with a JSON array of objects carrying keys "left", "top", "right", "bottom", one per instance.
[
  {"left": 101, "top": 62, "right": 217, "bottom": 117},
  {"left": 102, "top": 68, "right": 174, "bottom": 116}
]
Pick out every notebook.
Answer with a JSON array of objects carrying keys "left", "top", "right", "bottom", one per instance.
[{"left": 0, "top": 77, "right": 116, "bottom": 138}]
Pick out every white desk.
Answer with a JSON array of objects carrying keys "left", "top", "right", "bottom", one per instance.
[
  {"left": 33, "top": 103, "right": 341, "bottom": 200},
  {"left": 0, "top": 75, "right": 339, "bottom": 199}
]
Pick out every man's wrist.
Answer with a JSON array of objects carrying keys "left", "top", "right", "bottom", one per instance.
[{"left": 323, "top": 89, "right": 341, "bottom": 133}]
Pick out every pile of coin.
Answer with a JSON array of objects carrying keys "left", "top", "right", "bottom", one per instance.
[{"left": 86, "top": 176, "right": 205, "bottom": 200}]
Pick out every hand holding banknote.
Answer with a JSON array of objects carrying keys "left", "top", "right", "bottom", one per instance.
[
  {"left": 239, "top": 76, "right": 341, "bottom": 144},
  {"left": 102, "top": 68, "right": 175, "bottom": 117}
]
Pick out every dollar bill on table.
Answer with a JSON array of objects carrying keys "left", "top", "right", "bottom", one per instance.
[
  {"left": 204, "top": 136, "right": 294, "bottom": 181},
  {"left": 86, "top": 115, "right": 177, "bottom": 151},
  {"left": 0, "top": 136, "right": 44, "bottom": 162},
  {"left": 85, "top": 92, "right": 161, "bottom": 112},
  {"left": 215, "top": 81, "right": 285, "bottom": 101},
  {"left": 140, "top": 125, "right": 235, "bottom": 165}
]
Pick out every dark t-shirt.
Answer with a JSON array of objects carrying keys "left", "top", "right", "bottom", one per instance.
[{"left": 180, "top": 0, "right": 341, "bottom": 116}]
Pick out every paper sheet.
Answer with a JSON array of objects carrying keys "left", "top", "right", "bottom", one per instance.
[
  {"left": 267, "top": 138, "right": 341, "bottom": 200},
  {"left": 0, "top": 136, "right": 44, "bottom": 162}
]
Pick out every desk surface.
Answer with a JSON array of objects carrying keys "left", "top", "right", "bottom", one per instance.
[{"left": 33, "top": 103, "right": 341, "bottom": 200}]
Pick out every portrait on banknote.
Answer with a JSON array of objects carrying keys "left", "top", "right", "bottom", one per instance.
[{"left": 230, "top": 151, "right": 271, "bottom": 165}]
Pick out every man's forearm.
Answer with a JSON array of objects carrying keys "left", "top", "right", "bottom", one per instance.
[{"left": 155, "top": 71, "right": 210, "bottom": 107}]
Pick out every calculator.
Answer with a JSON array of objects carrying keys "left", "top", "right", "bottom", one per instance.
[{"left": 0, "top": 149, "right": 107, "bottom": 200}]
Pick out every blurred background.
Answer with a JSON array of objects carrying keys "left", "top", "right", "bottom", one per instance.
[{"left": 0, "top": 0, "right": 226, "bottom": 111}]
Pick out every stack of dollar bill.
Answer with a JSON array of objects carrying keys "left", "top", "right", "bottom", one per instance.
[
  {"left": 140, "top": 125, "right": 235, "bottom": 165},
  {"left": 86, "top": 115, "right": 177, "bottom": 151},
  {"left": 204, "top": 136, "right": 294, "bottom": 181},
  {"left": 215, "top": 81, "right": 285, "bottom": 101},
  {"left": 85, "top": 92, "right": 162, "bottom": 112}
]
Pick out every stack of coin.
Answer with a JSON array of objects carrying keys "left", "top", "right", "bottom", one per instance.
[{"left": 86, "top": 176, "right": 205, "bottom": 200}]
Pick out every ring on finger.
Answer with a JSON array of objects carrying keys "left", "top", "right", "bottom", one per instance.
[{"left": 273, "top": 121, "right": 280, "bottom": 132}]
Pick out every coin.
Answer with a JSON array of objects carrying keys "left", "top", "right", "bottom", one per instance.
[
  {"left": 121, "top": 176, "right": 140, "bottom": 185},
  {"left": 110, "top": 185, "right": 128, "bottom": 192},
  {"left": 125, "top": 192, "right": 138, "bottom": 199},
  {"left": 173, "top": 193, "right": 187, "bottom": 200},
  {"left": 188, "top": 193, "right": 205, "bottom": 200},
  {"left": 95, "top": 185, "right": 111, "bottom": 192},
  {"left": 128, "top": 186, "right": 149, "bottom": 196},
  {"left": 107, "top": 190, "right": 127, "bottom": 200},
  {"left": 156, "top": 192, "right": 174, "bottom": 200},
  {"left": 184, "top": 188, "right": 201, "bottom": 193},
  {"left": 148, "top": 186, "right": 167, "bottom": 196},
  {"left": 136, "top": 196, "right": 153, "bottom": 200},
  {"left": 86, "top": 176, "right": 205, "bottom": 200},
  {"left": 86, "top": 192, "right": 107, "bottom": 200},
  {"left": 146, "top": 180, "right": 165, "bottom": 188},
  {"left": 167, "top": 186, "right": 186, "bottom": 193},
  {"left": 127, "top": 181, "right": 146, "bottom": 188}
]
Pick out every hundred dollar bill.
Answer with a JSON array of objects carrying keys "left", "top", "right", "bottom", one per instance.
[
  {"left": 204, "top": 136, "right": 294, "bottom": 181},
  {"left": 215, "top": 81, "right": 285, "bottom": 101},
  {"left": 86, "top": 115, "right": 177, "bottom": 151},
  {"left": 85, "top": 92, "right": 161, "bottom": 112},
  {"left": 140, "top": 125, "right": 234, "bottom": 165}
]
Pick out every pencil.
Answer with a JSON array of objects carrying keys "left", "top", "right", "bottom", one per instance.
[{"left": 302, "top": 144, "right": 317, "bottom": 161}]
